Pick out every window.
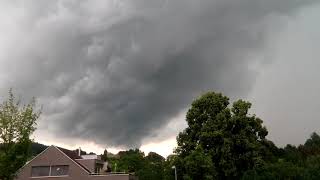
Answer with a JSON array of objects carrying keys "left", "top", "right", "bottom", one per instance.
[
  {"left": 31, "top": 166, "right": 50, "bottom": 177},
  {"left": 31, "top": 165, "right": 69, "bottom": 177},
  {"left": 51, "top": 165, "right": 69, "bottom": 176}
]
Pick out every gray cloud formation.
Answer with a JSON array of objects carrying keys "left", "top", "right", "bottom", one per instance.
[
  {"left": 0, "top": 0, "right": 318, "bottom": 148},
  {"left": 249, "top": 5, "right": 320, "bottom": 146}
]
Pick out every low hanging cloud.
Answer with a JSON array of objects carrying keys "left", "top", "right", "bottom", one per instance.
[{"left": 0, "top": 0, "right": 318, "bottom": 148}]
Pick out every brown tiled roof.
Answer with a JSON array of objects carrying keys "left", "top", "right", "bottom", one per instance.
[
  {"left": 56, "top": 146, "right": 91, "bottom": 173},
  {"left": 57, "top": 147, "right": 82, "bottom": 159}
]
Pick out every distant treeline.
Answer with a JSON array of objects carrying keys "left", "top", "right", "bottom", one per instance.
[
  {"left": 30, "top": 142, "right": 48, "bottom": 157},
  {"left": 242, "top": 132, "right": 320, "bottom": 180}
]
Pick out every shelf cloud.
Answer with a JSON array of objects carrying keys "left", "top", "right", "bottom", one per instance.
[{"left": 0, "top": 0, "right": 318, "bottom": 148}]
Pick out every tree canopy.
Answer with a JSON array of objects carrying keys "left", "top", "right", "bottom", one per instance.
[
  {"left": 0, "top": 89, "right": 41, "bottom": 180},
  {"left": 176, "top": 92, "right": 268, "bottom": 179}
]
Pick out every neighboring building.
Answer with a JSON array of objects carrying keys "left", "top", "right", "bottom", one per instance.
[{"left": 15, "top": 145, "right": 137, "bottom": 180}]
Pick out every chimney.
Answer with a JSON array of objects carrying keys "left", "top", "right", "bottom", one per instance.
[{"left": 78, "top": 147, "right": 81, "bottom": 157}]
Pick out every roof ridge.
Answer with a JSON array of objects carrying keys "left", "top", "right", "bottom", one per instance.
[{"left": 53, "top": 146, "right": 91, "bottom": 174}]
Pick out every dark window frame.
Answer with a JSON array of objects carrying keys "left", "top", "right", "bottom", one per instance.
[
  {"left": 31, "top": 165, "right": 69, "bottom": 177},
  {"left": 51, "top": 165, "right": 69, "bottom": 176},
  {"left": 31, "top": 166, "right": 50, "bottom": 177}
]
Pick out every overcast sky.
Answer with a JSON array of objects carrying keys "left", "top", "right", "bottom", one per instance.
[{"left": 0, "top": 0, "right": 320, "bottom": 157}]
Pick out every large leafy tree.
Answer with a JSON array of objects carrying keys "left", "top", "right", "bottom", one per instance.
[
  {"left": 117, "top": 149, "right": 146, "bottom": 173},
  {"left": 301, "top": 132, "right": 320, "bottom": 157},
  {"left": 104, "top": 149, "right": 165, "bottom": 180},
  {"left": 176, "top": 92, "right": 268, "bottom": 179},
  {"left": 163, "top": 154, "right": 182, "bottom": 180},
  {"left": 139, "top": 152, "right": 165, "bottom": 180},
  {"left": 182, "top": 147, "right": 216, "bottom": 180},
  {"left": 145, "top": 152, "right": 165, "bottom": 179},
  {"left": 0, "top": 90, "right": 41, "bottom": 180}
]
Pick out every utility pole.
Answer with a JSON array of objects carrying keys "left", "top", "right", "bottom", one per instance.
[{"left": 172, "top": 166, "right": 177, "bottom": 180}]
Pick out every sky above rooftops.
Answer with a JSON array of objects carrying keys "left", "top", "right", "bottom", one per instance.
[{"left": 0, "top": 0, "right": 320, "bottom": 157}]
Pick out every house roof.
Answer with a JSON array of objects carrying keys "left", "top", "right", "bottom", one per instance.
[
  {"left": 16, "top": 145, "right": 135, "bottom": 179},
  {"left": 16, "top": 145, "right": 90, "bottom": 176},
  {"left": 56, "top": 147, "right": 82, "bottom": 160},
  {"left": 55, "top": 146, "right": 91, "bottom": 173}
]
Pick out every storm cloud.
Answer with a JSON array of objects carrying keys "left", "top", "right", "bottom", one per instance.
[{"left": 0, "top": 0, "right": 318, "bottom": 148}]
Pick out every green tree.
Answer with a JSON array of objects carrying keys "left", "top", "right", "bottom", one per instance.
[
  {"left": 163, "top": 154, "right": 182, "bottom": 180},
  {"left": 259, "top": 139, "right": 281, "bottom": 163},
  {"left": 176, "top": 92, "right": 268, "bottom": 179},
  {"left": 300, "top": 132, "right": 320, "bottom": 157},
  {"left": 108, "top": 149, "right": 165, "bottom": 180},
  {"left": 139, "top": 152, "right": 165, "bottom": 180},
  {"left": 101, "top": 149, "right": 108, "bottom": 161},
  {"left": 0, "top": 89, "right": 41, "bottom": 180},
  {"left": 302, "top": 155, "right": 320, "bottom": 180},
  {"left": 281, "top": 144, "right": 303, "bottom": 163},
  {"left": 182, "top": 146, "right": 216, "bottom": 180},
  {"left": 30, "top": 142, "right": 48, "bottom": 157},
  {"left": 145, "top": 152, "right": 165, "bottom": 180},
  {"left": 117, "top": 149, "right": 146, "bottom": 173},
  {"left": 243, "top": 132, "right": 320, "bottom": 180},
  {"left": 241, "top": 161, "right": 305, "bottom": 180}
]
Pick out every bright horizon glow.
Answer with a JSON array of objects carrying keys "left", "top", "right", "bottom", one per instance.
[
  {"left": 36, "top": 136, "right": 177, "bottom": 158},
  {"left": 34, "top": 110, "right": 186, "bottom": 158}
]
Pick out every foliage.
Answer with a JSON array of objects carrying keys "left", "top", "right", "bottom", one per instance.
[
  {"left": 104, "top": 149, "right": 165, "bottom": 180},
  {"left": 182, "top": 146, "right": 216, "bottom": 180},
  {"left": 176, "top": 92, "right": 268, "bottom": 179},
  {"left": 242, "top": 133, "right": 320, "bottom": 180},
  {"left": 117, "top": 149, "right": 146, "bottom": 173},
  {"left": 138, "top": 152, "right": 165, "bottom": 180},
  {"left": 302, "top": 155, "right": 320, "bottom": 179},
  {"left": 30, "top": 142, "right": 48, "bottom": 157},
  {"left": 163, "top": 154, "right": 177, "bottom": 180},
  {"left": 101, "top": 149, "right": 108, "bottom": 161},
  {"left": 300, "top": 132, "right": 320, "bottom": 157},
  {"left": 242, "top": 161, "right": 305, "bottom": 180},
  {"left": 0, "top": 89, "right": 41, "bottom": 180}
]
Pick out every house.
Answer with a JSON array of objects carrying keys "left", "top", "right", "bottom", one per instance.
[{"left": 15, "top": 145, "right": 137, "bottom": 180}]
